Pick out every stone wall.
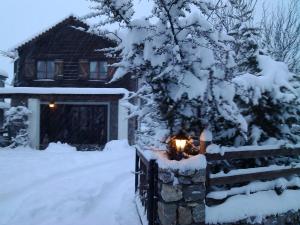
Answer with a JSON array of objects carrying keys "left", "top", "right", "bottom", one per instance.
[{"left": 157, "top": 167, "right": 206, "bottom": 225}]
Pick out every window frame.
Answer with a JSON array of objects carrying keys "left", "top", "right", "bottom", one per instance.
[
  {"left": 89, "top": 61, "right": 108, "bottom": 81},
  {"left": 36, "top": 60, "right": 55, "bottom": 80}
]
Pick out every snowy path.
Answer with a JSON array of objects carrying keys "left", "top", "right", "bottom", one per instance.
[{"left": 0, "top": 141, "right": 141, "bottom": 225}]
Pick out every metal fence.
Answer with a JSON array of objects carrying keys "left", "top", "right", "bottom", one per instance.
[{"left": 135, "top": 148, "right": 158, "bottom": 225}]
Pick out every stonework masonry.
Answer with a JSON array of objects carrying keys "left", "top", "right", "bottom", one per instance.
[
  {"left": 157, "top": 167, "right": 206, "bottom": 225},
  {"left": 155, "top": 165, "right": 300, "bottom": 225}
]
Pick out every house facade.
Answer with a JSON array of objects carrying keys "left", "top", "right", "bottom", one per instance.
[{"left": 0, "top": 16, "right": 137, "bottom": 149}]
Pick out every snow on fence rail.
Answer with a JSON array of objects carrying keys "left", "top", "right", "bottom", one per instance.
[
  {"left": 206, "top": 145, "right": 300, "bottom": 206},
  {"left": 206, "top": 145, "right": 300, "bottom": 161}
]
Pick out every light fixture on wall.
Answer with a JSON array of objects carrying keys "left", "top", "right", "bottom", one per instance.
[{"left": 48, "top": 101, "right": 56, "bottom": 109}]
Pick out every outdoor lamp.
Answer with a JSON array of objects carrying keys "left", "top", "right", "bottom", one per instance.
[
  {"left": 174, "top": 132, "right": 188, "bottom": 152},
  {"left": 175, "top": 139, "right": 187, "bottom": 152},
  {"left": 168, "top": 132, "right": 194, "bottom": 160},
  {"left": 48, "top": 101, "right": 56, "bottom": 109}
]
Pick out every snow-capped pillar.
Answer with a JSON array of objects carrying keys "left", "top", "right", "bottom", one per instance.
[
  {"left": 28, "top": 98, "right": 40, "bottom": 149},
  {"left": 118, "top": 99, "right": 128, "bottom": 140},
  {"left": 199, "top": 128, "right": 212, "bottom": 154},
  {"left": 136, "top": 151, "right": 207, "bottom": 225}
]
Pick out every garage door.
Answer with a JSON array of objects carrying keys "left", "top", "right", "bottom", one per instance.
[{"left": 40, "top": 104, "right": 108, "bottom": 149}]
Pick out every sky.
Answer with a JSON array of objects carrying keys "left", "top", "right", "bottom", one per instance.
[{"left": 0, "top": 0, "right": 289, "bottom": 83}]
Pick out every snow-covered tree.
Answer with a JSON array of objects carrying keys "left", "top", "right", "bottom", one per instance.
[
  {"left": 5, "top": 106, "right": 31, "bottom": 147},
  {"left": 211, "top": 0, "right": 300, "bottom": 145},
  {"left": 233, "top": 55, "right": 300, "bottom": 145},
  {"left": 212, "top": 0, "right": 260, "bottom": 75},
  {"left": 228, "top": 0, "right": 300, "bottom": 145},
  {"left": 88, "top": 0, "right": 247, "bottom": 148},
  {"left": 205, "top": 0, "right": 260, "bottom": 145}
]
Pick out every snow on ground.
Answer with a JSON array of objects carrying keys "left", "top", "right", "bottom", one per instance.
[
  {"left": 206, "top": 189, "right": 300, "bottom": 224},
  {"left": 0, "top": 140, "right": 141, "bottom": 225}
]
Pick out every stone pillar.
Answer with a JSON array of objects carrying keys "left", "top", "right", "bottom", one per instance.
[{"left": 157, "top": 167, "right": 206, "bottom": 225}]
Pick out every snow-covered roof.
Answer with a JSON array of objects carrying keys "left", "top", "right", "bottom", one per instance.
[
  {"left": 14, "top": 15, "right": 89, "bottom": 50},
  {"left": 12, "top": 14, "right": 116, "bottom": 52},
  {"left": 0, "top": 87, "right": 128, "bottom": 96}
]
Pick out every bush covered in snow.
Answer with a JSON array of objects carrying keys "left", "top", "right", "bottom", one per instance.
[
  {"left": 234, "top": 56, "right": 300, "bottom": 145},
  {"left": 5, "top": 106, "right": 31, "bottom": 147}
]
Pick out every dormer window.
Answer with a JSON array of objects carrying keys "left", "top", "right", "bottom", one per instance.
[
  {"left": 37, "top": 60, "right": 55, "bottom": 80},
  {"left": 89, "top": 61, "right": 108, "bottom": 80}
]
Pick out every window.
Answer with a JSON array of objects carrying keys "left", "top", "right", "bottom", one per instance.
[
  {"left": 37, "top": 61, "right": 55, "bottom": 79},
  {"left": 89, "top": 61, "right": 108, "bottom": 80}
]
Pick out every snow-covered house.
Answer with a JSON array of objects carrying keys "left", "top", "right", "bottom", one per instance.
[{"left": 0, "top": 16, "right": 137, "bottom": 149}]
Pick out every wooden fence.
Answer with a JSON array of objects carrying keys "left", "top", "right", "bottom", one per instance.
[
  {"left": 135, "top": 145, "right": 300, "bottom": 222},
  {"left": 206, "top": 146, "right": 300, "bottom": 206}
]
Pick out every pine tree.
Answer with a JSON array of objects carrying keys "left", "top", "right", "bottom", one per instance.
[
  {"left": 229, "top": 0, "right": 260, "bottom": 74},
  {"left": 88, "top": 0, "right": 247, "bottom": 148},
  {"left": 233, "top": 54, "right": 300, "bottom": 145},
  {"left": 205, "top": 0, "right": 260, "bottom": 145},
  {"left": 213, "top": 0, "right": 260, "bottom": 75},
  {"left": 211, "top": 0, "right": 300, "bottom": 146}
]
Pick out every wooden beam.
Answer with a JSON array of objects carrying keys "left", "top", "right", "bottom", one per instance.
[
  {"left": 208, "top": 167, "right": 300, "bottom": 186},
  {"left": 135, "top": 149, "right": 140, "bottom": 193},
  {"left": 206, "top": 148, "right": 300, "bottom": 161}
]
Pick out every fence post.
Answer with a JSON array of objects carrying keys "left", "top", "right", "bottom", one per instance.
[
  {"left": 148, "top": 159, "right": 157, "bottom": 225},
  {"left": 135, "top": 149, "right": 139, "bottom": 193},
  {"left": 199, "top": 129, "right": 212, "bottom": 154}
]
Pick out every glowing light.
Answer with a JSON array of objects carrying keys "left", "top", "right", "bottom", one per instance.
[
  {"left": 49, "top": 102, "right": 56, "bottom": 109},
  {"left": 175, "top": 139, "right": 187, "bottom": 152}
]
